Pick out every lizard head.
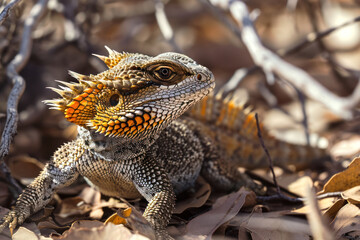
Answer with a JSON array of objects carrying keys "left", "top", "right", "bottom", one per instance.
[{"left": 44, "top": 47, "right": 215, "bottom": 139}]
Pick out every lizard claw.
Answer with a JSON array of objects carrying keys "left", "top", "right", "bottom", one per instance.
[{"left": 0, "top": 210, "right": 24, "bottom": 235}]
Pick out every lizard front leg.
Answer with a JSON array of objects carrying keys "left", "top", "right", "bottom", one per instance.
[
  {"left": 132, "top": 157, "right": 175, "bottom": 231},
  {"left": 0, "top": 140, "right": 83, "bottom": 232}
]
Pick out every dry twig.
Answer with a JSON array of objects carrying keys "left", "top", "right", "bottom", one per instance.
[
  {"left": 0, "top": 0, "right": 49, "bottom": 195},
  {"left": 209, "top": 0, "right": 360, "bottom": 119},
  {"left": 220, "top": 67, "right": 257, "bottom": 96},
  {"left": 154, "top": 0, "right": 182, "bottom": 52},
  {"left": 254, "top": 113, "right": 301, "bottom": 203},
  {"left": 0, "top": 0, "right": 22, "bottom": 25},
  {"left": 279, "top": 14, "right": 360, "bottom": 56}
]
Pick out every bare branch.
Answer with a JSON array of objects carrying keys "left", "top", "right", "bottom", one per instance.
[
  {"left": 154, "top": 0, "right": 182, "bottom": 53},
  {"left": 255, "top": 113, "right": 302, "bottom": 203},
  {"left": 0, "top": 0, "right": 49, "bottom": 194},
  {"left": 254, "top": 113, "right": 280, "bottom": 194},
  {"left": 279, "top": 14, "right": 360, "bottom": 56},
  {"left": 0, "top": 0, "right": 22, "bottom": 25},
  {"left": 220, "top": 67, "right": 256, "bottom": 96},
  {"left": 209, "top": 0, "right": 360, "bottom": 119}
]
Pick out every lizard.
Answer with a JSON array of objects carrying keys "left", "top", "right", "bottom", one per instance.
[{"left": 0, "top": 47, "right": 327, "bottom": 238}]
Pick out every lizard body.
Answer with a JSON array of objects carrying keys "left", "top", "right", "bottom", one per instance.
[{"left": 0, "top": 48, "right": 326, "bottom": 237}]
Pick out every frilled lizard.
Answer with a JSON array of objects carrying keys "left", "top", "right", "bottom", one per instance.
[{"left": 0, "top": 47, "right": 326, "bottom": 238}]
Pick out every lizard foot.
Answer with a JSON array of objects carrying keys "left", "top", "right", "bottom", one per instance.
[{"left": 0, "top": 210, "right": 25, "bottom": 235}]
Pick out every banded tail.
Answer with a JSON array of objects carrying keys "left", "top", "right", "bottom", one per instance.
[{"left": 187, "top": 89, "right": 328, "bottom": 170}]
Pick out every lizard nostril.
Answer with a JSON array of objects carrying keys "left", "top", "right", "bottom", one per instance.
[{"left": 197, "top": 74, "right": 202, "bottom": 81}]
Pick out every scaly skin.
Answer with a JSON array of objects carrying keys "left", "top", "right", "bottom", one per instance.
[{"left": 0, "top": 48, "right": 327, "bottom": 237}]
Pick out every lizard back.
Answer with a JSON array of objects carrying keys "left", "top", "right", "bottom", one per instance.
[{"left": 187, "top": 88, "right": 327, "bottom": 170}]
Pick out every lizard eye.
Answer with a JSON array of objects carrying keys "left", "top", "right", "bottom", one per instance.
[
  {"left": 109, "top": 94, "right": 119, "bottom": 106},
  {"left": 154, "top": 67, "right": 175, "bottom": 80}
]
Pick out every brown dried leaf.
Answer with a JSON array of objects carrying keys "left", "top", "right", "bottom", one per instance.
[
  {"left": 79, "top": 187, "right": 101, "bottom": 205},
  {"left": 330, "top": 135, "right": 360, "bottom": 159},
  {"left": 287, "top": 176, "right": 313, "bottom": 198},
  {"left": 53, "top": 220, "right": 149, "bottom": 240},
  {"left": 323, "top": 199, "right": 346, "bottom": 221},
  {"left": 120, "top": 206, "right": 156, "bottom": 240},
  {"left": 249, "top": 170, "right": 313, "bottom": 198},
  {"left": 7, "top": 155, "right": 44, "bottom": 184},
  {"left": 104, "top": 212, "right": 127, "bottom": 225},
  {"left": 332, "top": 204, "right": 360, "bottom": 239},
  {"left": 320, "top": 157, "right": 360, "bottom": 193},
  {"left": 234, "top": 213, "right": 311, "bottom": 239},
  {"left": 341, "top": 186, "right": 360, "bottom": 204},
  {"left": 69, "top": 220, "right": 103, "bottom": 228},
  {"left": 79, "top": 187, "right": 103, "bottom": 219},
  {"left": 57, "top": 197, "right": 89, "bottom": 218},
  {"left": 99, "top": 197, "right": 129, "bottom": 209},
  {"left": 13, "top": 226, "right": 51, "bottom": 240},
  {"left": 249, "top": 228, "right": 307, "bottom": 240},
  {"left": 184, "top": 188, "right": 249, "bottom": 238},
  {"left": 292, "top": 197, "right": 337, "bottom": 215},
  {"left": 174, "top": 177, "right": 211, "bottom": 214}
]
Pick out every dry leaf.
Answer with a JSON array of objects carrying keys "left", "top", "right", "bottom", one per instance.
[
  {"left": 69, "top": 220, "right": 103, "bottom": 229},
  {"left": 118, "top": 207, "right": 132, "bottom": 218},
  {"left": 292, "top": 197, "right": 337, "bottom": 215},
  {"left": 12, "top": 226, "right": 51, "bottom": 240},
  {"left": 104, "top": 212, "right": 127, "bottom": 225},
  {"left": 174, "top": 177, "right": 211, "bottom": 214},
  {"left": 330, "top": 135, "right": 360, "bottom": 159},
  {"left": 79, "top": 187, "right": 101, "bottom": 205},
  {"left": 7, "top": 155, "right": 44, "bottom": 185},
  {"left": 332, "top": 203, "right": 360, "bottom": 239},
  {"left": 53, "top": 220, "right": 149, "bottom": 240},
  {"left": 184, "top": 188, "right": 249, "bottom": 239},
  {"left": 323, "top": 199, "right": 346, "bottom": 221},
  {"left": 320, "top": 157, "right": 360, "bottom": 193},
  {"left": 341, "top": 186, "right": 360, "bottom": 204},
  {"left": 287, "top": 176, "right": 313, "bottom": 198},
  {"left": 120, "top": 206, "right": 155, "bottom": 240},
  {"left": 79, "top": 187, "right": 103, "bottom": 219},
  {"left": 98, "top": 198, "right": 129, "bottom": 209},
  {"left": 57, "top": 197, "right": 89, "bottom": 218},
  {"left": 233, "top": 213, "right": 311, "bottom": 239}
]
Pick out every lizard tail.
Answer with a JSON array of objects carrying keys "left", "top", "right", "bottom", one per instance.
[{"left": 188, "top": 89, "right": 328, "bottom": 170}]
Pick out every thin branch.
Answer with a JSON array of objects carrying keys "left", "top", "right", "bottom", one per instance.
[
  {"left": 295, "top": 87, "right": 310, "bottom": 145},
  {"left": 220, "top": 67, "right": 257, "bottom": 96},
  {"left": 254, "top": 113, "right": 301, "bottom": 203},
  {"left": 255, "top": 113, "right": 280, "bottom": 194},
  {"left": 279, "top": 78, "right": 311, "bottom": 145},
  {"left": 0, "top": 0, "right": 22, "bottom": 25},
  {"left": 154, "top": 0, "right": 182, "bottom": 53},
  {"left": 0, "top": 0, "right": 49, "bottom": 195},
  {"left": 209, "top": 0, "right": 360, "bottom": 119},
  {"left": 279, "top": 14, "right": 360, "bottom": 56}
]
